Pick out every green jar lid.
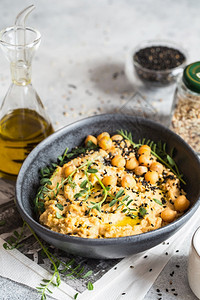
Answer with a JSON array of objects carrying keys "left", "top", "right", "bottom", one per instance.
[{"left": 183, "top": 62, "right": 200, "bottom": 93}]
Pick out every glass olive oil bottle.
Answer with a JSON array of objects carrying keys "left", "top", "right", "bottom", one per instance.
[
  {"left": 0, "top": 6, "right": 54, "bottom": 179},
  {"left": 0, "top": 108, "right": 53, "bottom": 178}
]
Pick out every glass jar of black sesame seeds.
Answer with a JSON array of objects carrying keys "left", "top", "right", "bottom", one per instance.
[
  {"left": 129, "top": 40, "right": 187, "bottom": 86},
  {"left": 170, "top": 62, "right": 200, "bottom": 154}
]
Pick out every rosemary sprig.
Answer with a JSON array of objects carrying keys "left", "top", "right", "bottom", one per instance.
[{"left": 118, "top": 129, "right": 186, "bottom": 185}]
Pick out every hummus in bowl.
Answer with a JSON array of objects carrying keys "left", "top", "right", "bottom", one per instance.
[{"left": 37, "top": 131, "right": 189, "bottom": 239}]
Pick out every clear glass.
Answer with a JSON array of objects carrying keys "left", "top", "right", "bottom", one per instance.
[
  {"left": 0, "top": 26, "right": 54, "bottom": 180},
  {"left": 126, "top": 40, "right": 187, "bottom": 87},
  {"left": 170, "top": 76, "right": 200, "bottom": 154}
]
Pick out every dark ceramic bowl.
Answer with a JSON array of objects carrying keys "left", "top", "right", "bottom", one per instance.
[{"left": 16, "top": 114, "right": 200, "bottom": 259}]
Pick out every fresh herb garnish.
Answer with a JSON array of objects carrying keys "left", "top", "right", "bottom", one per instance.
[
  {"left": 3, "top": 223, "right": 26, "bottom": 250},
  {"left": 118, "top": 129, "right": 186, "bottom": 185},
  {"left": 139, "top": 207, "right": 147, "bottom": 217},
  {"left": 4, "top": 222, "right": 93, "bottom": 300},
  {"left": 85, "top": 140, "right": 98, "bottom": 149},
  {"left": 74, "top": 293, "right": 79, "bottom": 299},
  {"left": 34, "top": 158, "right": 97, "bottom": 214},
  {"left": 56, "top": 212, "right": 64, "bottom": 219},
  {"left": 153, "top": 198, "right": 163, "bottom": 206},
  {"left": 87, "top": 281, "right": 94, "bottom": 290},
  {"left": 55, "top": 203, "right": 64, "bottom": 211},
  {"left": 80, "top": 180, "right": 88, "bottom": 189},
  {"left": 87, "top": 168, "right": 98, "bottom": 173},
  {"left": 0, "top": 220, "right": 6, "bottom": 226},
  {"left": 82, "top": 270, "right": 93, "bottom": 278}
]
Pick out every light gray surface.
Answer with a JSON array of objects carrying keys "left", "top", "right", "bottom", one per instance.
[{"left": 0, "top": 0, "right": 199, "bottom": 299}]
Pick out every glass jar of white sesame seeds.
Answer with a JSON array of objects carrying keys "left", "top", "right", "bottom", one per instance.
[{"left": 170, "top": 62, "right": 200, "bottom": 154}]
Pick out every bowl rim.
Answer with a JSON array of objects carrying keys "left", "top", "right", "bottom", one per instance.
[
  {"left": 132, "top": 39, "right": 188, "bottom": 74},
  {"left": 16, "top": 113, "right": 200, "bottom": 245}
]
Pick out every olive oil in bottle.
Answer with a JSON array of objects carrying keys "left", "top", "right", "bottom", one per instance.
[
  {"left": 0, "top": 6, "right": 54, "bottom": 179},
  {"left": 0, "top": 108, "right": 54, "bottom": 179}
]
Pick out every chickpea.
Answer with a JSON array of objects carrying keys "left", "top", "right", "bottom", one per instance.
[
  {"left": 144, "top": 170, "right": 159, "bottom": 184},
  {"left": 125, "top": 139, "right": 131, "bottom": 147},
  {"left": 63, "top": 164, "right": 76, "bottom": 177},
  {"left": 121, "top": 175, "right": 136, "bottom": 189},
  {"left": 111, "top": 155, "right": 126, "bottom": 168},
  {"left": 102, "top": 175, "right": 117, "bottom": 187},
  {"left": 126, "top": 157, "right": 139, "bottom": 170},
  {"left": 138, "top": 154, "right": 152, "bottom": 167},
  {"left": 97, "top": 132, "right": 110, "bottom": 142},
  {"left": 108, "top": 146, "right": 118, "bottom": 156},
  {"left": 150, "top": 161, "right": 163, "bottom": 174},
  {"left": 161, "top": 209, "right": 177, "bottom": 223},
  {"left": 98, "top": 136, "right": 113, "bottom": 150},
  {"left": 111, "top": 134, "right": 123, "bottom": 141},
  {"left": 134, "top": 165, "right": 148, "bottom": 176},
  {"left": 138, "top": 145, "right": 151, "bottom": 156},
  {"left": 174, "top": 195, "right": 190, "bottom": 212},
  {"left": 85, "top": 135, "right": 97, "bottom": 146}
]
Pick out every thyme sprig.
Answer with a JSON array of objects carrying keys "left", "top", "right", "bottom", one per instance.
[
  {"left": 74, "top": 165, "right": 94, "bottom": 201},
  {"left": 59, "top": 141, "right": 98, "bottom": 166},
  {"left": 3, "top": 222, "right": 26, "bottom": 250},
  {"left": 108, "top": 190, "right": 137, "bottom": 218},
  {"left": 35, "top": 159, "right": 98, "bottom": 214},
  {"left": 34, "top": 142, "right": 99, "bottom": 213},
  {"left": 3, "top": 222, "right": 93, "bottom": 300},
  {"left": 88, "top": 172, "right": 108, "bottom": 212},
  {"left": 118, "top": 129, "right": 186, "bottom": 185},
  {"left": 87, "top": 174, "right": 137, "bottom": 218}
]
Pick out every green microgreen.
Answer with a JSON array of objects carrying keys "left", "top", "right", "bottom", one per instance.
[
  {"left": 55, "top": 212, "right": 64, "bottom": 219},
  {"left": 87, "top": 281, "right": 94, "bottom": 290},
  {"left": 80, "top": 180, "right": 88, "bottom": 189},
  {"left": 55, "top": 203, "right": 64, "bottom": 211},
  {"left": 139, "top": 207, "right": 147, "bottom": 217},
  {"left": 87, "top": 168, "right": 98, "bottom": 173},
  {"left": 3, "top": 222, "right": 26, "bottom": 250},
  {"left": 153, "top": 198, "right": 163, "bottom": 206}
]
